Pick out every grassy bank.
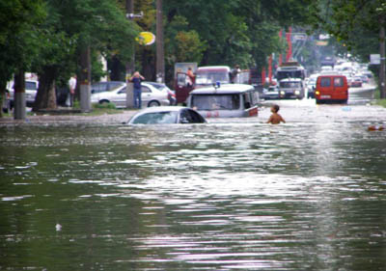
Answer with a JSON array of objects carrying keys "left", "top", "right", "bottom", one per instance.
[
  {"left": 375, "top": 99, "right": 386, "bottom": 108},
  {"left": 372, "top": 88, "right": 386, "bottom": 108},
  {"left": 1, "top": 103, "right": 131, "bottom": 118}
]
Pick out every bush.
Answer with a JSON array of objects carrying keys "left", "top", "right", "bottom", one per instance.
[{"left": 93, "top": 102, "right": 116, "bottom": 109}]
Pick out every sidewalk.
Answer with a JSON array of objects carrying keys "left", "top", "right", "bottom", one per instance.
[{"left": 0, "top": 109, "right": 139, "bottom": 126}]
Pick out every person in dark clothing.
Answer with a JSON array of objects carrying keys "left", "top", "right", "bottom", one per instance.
[{"left": 130, "top": 72, "right": 145, "bottom": 109}]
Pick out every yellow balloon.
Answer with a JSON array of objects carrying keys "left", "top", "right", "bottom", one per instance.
[{"left": 136, "top": 32, "right": 156, "bottom": 46}]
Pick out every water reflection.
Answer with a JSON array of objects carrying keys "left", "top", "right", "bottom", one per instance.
[{"left": 1, "top": 102, "right": 386, "bottom": 270}]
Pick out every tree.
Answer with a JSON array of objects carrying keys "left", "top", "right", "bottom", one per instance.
[
  {"left": 307, "top": 0, "right": 386, "bottom": 98},
  {"left": 30, "top": 0, "right": 138, "bottom": 111},
  {"left": 0, "top": 0, "right": 45, "bottom": 118}
]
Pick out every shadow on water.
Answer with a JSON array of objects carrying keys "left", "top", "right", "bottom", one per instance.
[{"left": 1, "top": 100, "right": 386, "bottom": 270}]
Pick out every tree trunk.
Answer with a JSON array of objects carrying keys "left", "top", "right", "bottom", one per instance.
[
  {"left": 0, "top": 84, "right": 5, "bottom": 118},
  {"left": 33, "top": 66, "right": 57, "bottom": 112},
  {"left": 79, "top": 45, "right": 92, "bottom": 112},
  {"left": 156, "top": 0, "right": 165, "bottom": 83},
  {"left": 14, "top": 68, "right": 26, "bottom": 120}
]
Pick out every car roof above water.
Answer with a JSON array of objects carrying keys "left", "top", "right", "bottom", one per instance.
[{"left": 135, "top": 106, "right": 187, "bottom": 114}]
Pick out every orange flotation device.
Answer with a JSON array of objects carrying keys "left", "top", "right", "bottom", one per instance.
[{"left": 368, "top": 126, "right": 385, "bottom": 131}]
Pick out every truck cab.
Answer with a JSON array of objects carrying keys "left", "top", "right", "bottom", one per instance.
[{"left": 278, "top": 78, "right": 305, "bottom": 99}]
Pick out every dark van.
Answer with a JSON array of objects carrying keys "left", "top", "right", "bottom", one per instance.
[{"left": 315, "top": 74, "right": 348, "bottom": 104}]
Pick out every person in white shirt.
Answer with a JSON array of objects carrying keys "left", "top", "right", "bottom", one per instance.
[{"left": 68, "top": 75, "right": 77, "bottom": 106}]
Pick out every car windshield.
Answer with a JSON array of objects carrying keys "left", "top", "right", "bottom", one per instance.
[
  {"left": 26, "top": 81, "right": 37, "bottom": 90},
  {"left": 196, "top": 72, "right": 230, "bottom": 85},
  {"left": 191, "top": 94, "right": 240, "bottom": 110},
  {"left": 131, "top": 111, "right": 179, "bottom": 124},
  {"left": 280, "top": 82, "right": 301, "bottom": 88}
]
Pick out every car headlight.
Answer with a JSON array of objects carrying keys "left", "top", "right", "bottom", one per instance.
[
  {"left": 295, "top": 90, "right": 300, "bottom": 95},
  {"left": 315, "top": 90, "right": 320, "bottom": 95},
  {"left": 280, "top": 91, "right": 285, "bottom": 95}
]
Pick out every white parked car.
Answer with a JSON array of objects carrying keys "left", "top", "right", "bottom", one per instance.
[
  {"left": 91, "top": 82, "right": 170, "bottom": 108},
  {"left": 9, "top": 80, "right": 39, "bottom": 108}
]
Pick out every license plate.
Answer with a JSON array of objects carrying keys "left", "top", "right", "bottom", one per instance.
[{"left": 321, "top": 95, "right": 331, "bottom": 99}]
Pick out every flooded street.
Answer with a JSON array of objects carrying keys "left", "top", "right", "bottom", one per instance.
[{"left": 1, "top": 89, "right": 386, "bottom": 270}]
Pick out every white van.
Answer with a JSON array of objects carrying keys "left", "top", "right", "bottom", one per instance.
[{"left": 187, "top": 84, "right": 259, "bottom": 118}]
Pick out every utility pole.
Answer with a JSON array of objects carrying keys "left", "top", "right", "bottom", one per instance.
[
  {"left": 126, "top": 0, "right": 135, "bottom": 108},
  {"left": 80, "top": 45, "right": 92, "bottom": 112},
  {"left": 380, "top": 16, "right": 386, "bottom": 99},
  {"left": 156, "top": 0, "right": 165, "bottom": 83},
  {"left": 13, "top": 68, "right": 26, "bottom": 120}
]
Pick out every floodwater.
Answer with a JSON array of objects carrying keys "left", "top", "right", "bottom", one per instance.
[{"left": 1, "top": 89, "right": 386, "bottom": 270}]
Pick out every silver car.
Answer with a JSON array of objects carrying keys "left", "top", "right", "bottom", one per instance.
[
  {"left": 128, "top": 106, "right": 207, "bottom": 124},
  {"left": 91, "top": 82, "right": 170, "bottom": 108}
]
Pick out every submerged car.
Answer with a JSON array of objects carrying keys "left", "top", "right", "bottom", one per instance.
[
  {"left": 91, "top": 82, "right": 170, "bottom": 108},
  {"left": 128, "top": 106, "right": 206, "bottom": 124},
  {"left": 186, "top": 83, "right": 259, "bottom": 118}
]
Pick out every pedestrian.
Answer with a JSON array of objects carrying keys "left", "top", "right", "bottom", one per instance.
[
  {"left": 130, "top": 71, "right": 145, "bottom": 109},
  {"left": 187, "top": 67, "right": 195, "bottom": 87},
  {"left": 267, "top": 104, "right": 285, "bottom": 124},
  {"left": 68, "top": 75, "right": 77, "bottom": 107},
  {"left": 231, "top": 65, "right": 241, "bottom": 83}
]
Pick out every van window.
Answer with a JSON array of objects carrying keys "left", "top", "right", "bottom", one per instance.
[
  {"left": 191, "top": 94, "right": 240, "bottom": 110},
  {"left": 196, "top": 72, "right": 230, "bottom": 85},
  {"left": 243, "top": 93, "right": 251, "bottom": 109},
  {"left": 334, "top": 77, "right": 344, "bottom": 87},
  {"left": 320, "top": 78, "right": 331, "bottom": 87}
]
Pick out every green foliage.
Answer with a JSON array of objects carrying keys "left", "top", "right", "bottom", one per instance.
[
  {"left": 0, "top": 0, "right": 46, "bottom": 88},
  {"left": 307, "top": 0, "right": 386, "bottom": 62},
  {"left": 93, "top": 102, "right": 116, "bottom": 109},
  {"left": 164, "top": 0, "right": 310, "bottom": 69}
]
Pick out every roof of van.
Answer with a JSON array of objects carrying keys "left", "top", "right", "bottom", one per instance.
[
  {"left": 279, "top": 78, "right": 302, "bottom": 82},
  {"left": 190, "top": 83, "right": 254, "bottom": 94},
  {"left": 317, "top": 72, "right": 347, "bottom": 77},
  {"left": 196, "top": 66, "right": 230, "bottom": 71}
]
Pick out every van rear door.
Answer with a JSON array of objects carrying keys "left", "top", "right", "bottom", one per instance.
[
  {"left": 332, "top": 76, "right": 348, "bottom": 101},
  {"left": 319, "top": 77, "right": 332, "bottom": 99}
]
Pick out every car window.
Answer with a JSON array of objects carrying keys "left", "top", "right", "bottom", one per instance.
[
  {"left": 142, "top": 86, "right": 151, "bottom": 93},
  {"left": 334, "top": 77, "right": 344, "bottom": 87},
  {"left": 148, "top": 83, "right": 166, "bottom": 90},
  {"left": 91, "top": 83, "right": 108, "bottom": 94},
  {"left": 108, "top": 82, "right": 124, "bottom": 90},
  {"left": 180, "top": 109, "right": 192, "bottom": 123},
  {"left": 187, "top": 109, "right": 205, "bottom": 123},
  {"left": 117, "top": 87, "right": 126, "bottom": 94},
  {"left": 132, "top": 111, "right": 178, "bottom": 124},
  {"left": 191, "top": 94, "right": 240, "bottom": 110},
  {"left": 320, "top": 78, "right": 331, "bottom": 87},
  {"left": 25, "top": 81, "right": 37, "bottom": 90}
]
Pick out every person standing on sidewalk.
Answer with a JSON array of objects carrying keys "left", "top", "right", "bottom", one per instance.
[
  {"left": 130, "top": 72, "right": 145, "bottom": 109},
  {"left": 68, "top": 75, "right": 77, "bottom": 107}
]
